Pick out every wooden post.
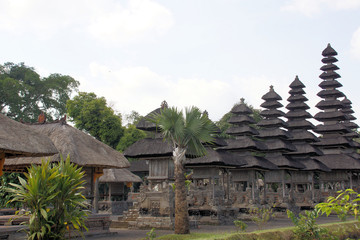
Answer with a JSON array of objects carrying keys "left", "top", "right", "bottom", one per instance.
[
  {"left": 92, "top": 167, "right": 103, "bottom": 213},
  {"left": 263, "top": 171, "right": 267, "bottom": 204},
  {"left": 251, "top": 170, "right": 255, "bottom": 202},
  {"left": 282, "top": 170, "right": 285, "bottom": 200},
  {"left": 0, "top": 153, "right": 5, "bottom": 177},
  {"left": 227, "top": 170, "right": 230, "bottom": 201},
  {"left": 311, "top": 172, "right": 315, "bottom": 201},
  {"left": 108, "top": 183, "right": 112, "bottom": 201},
  {"left": 93, "top": 178, "right": 99, "bottom": 213}
]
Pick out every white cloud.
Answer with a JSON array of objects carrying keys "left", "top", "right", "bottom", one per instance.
[
  {"left": 351, "top": 27, "right": 360, "bottom": 58},
  {"left": 0, "top": 0, "right": 173, "bottom": 43},
  {"left": 87, "top": 0, "right": 173, "bottom": 44},
  {"left": 281, "top": 0, "right": 360, "bottom": 16},
  {"left": 80, "top": 63, "right": 282, "bottom": 122}
]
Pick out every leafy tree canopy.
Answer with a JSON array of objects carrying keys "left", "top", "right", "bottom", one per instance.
[
  {"left": 116, "top": 124, "right": 146, "bottom": 152},
  {"left": 67, "top": 92, "right": 124, "bottom": 149},
  {"left": 0, "top": 62, "right": 79, "bottom": 121}
]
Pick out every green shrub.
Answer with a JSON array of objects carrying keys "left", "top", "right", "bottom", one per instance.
[
  {"left": 287, "top": 209, "right": 330, "bottom": 240},
  {"left": 7, "top": 156, "right": 89, "bottom": 240},
  {"left": 316, "top": 189, "right": 360, "bottom": 222},
  {"left": 143, "top": 228, "right": 157, "bottom": 240},
  {"left": 249, "top": 206, "right": 274, "bottom": 230},
  {"left": 233, "top": 220, "right": 247, "bottom": 232}
]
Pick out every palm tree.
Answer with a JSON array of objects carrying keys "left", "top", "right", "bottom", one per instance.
[{"left": 152, "top": 106, "right": 216, "bottom": 234}]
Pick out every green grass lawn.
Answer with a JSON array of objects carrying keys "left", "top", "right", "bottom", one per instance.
[{"left": 156, "top": 221, "right": 360, "bottom": 240}]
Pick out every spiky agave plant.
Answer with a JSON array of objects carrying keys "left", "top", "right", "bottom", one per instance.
[{"left": 8, "top": 156, "right": 89, "bottom": 240}]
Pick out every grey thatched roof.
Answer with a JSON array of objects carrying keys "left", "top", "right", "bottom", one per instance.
[
  {"left": 287, "top": 143, "right": 323, "bottom": 156},
  {"left": 257, "top": 118, "right": 287, "bottom": 128},
  {"left": 129, "top": 160, "right": 149, "bottom": 172},
  {"left": 124, "top": 137, "right": 173, "bottom": 158},
  {"left": 261, "top": 86, "right": 282, "bottom": 101},
  {"left": 266, "top": 155, "right": 305, "bottom": 169},
  {"left": 228, "top": 115, "right": 255, "bottom": 125},
  {"left": 287, "top": 120, "right": 315, "bottom": 130},
  {"left": 226, "top": 126, "right": 259, "bottom": 136},
  {"left": 322, "top": 43, "right": 337, "bottom": 56},
  {"left": 263, "top": 139, "right": 296, "bottom": 152},
  {"left": 0, "top": 114, "right": 58, "bottom": 158},
  {"left": 219, "top": 137, "right": 267, "bottom": 151},
  {"left": 289, "top": 76, "right": 305, "bottom": 88},
  {"left": 257, "top": 128, "right": 291, "bottom": 139},
  {"left": 185, "top": 148, "right": 246, "bottom": 167},
  {"left": 3, "top": 121, "right": 129, "bottom": 169},
  {"left": 314, "top": 123, "right": 350, "bottom": 133},
  {"left": 315, "top": 154, "right": 360, "bottom": 170},
  {"left": 99, "top": 168, "right": 142, "bottom": 183},
  {"left": 230, "top": 104, "right": 252, "bottom": 114},
  {"left": 289, "top": 130, "right": 319, "bottom": 142},
  {"left": 296, "top": 157, "right": 330, "bottom": 172},
  {"left": 136, "top": 108, "right": 161, "bottom": 131},
  {"left": 319, "top": 80, "right": 342, "bottom": 89},
  {"left": 240, "top": 155, "right": 278, "bottom": 170}
]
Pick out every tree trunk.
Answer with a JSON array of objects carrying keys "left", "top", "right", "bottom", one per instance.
[{"left": 173, "top": 147, "right": 189, "bottom": 234}]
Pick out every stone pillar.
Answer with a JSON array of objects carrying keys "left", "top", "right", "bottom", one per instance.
[
  {"left": 93, "top": 177, "right": 99, "bottom": 213},
  {"left": 108, "top": 183, "right": 112, "bottom": 201}
]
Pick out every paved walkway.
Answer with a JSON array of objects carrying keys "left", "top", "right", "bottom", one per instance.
[{"left": 85, "top": 215, "right": 341, "bottom": 240}]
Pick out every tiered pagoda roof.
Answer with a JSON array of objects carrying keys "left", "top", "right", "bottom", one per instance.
[
  {"left": 285, "top": 76, "right": 328, "bottom": 172},
  {"left": 313, "top": 44, "right": 360, "bottom": 170},
  {"left": 257, "top": 86, "right": 304, "bottom": 170},
  {"left": 124, "top": 101, "right": 173, "bottom": 158},
  {"left": 217, "top": 98, "right": 277, "bottom": 170}
]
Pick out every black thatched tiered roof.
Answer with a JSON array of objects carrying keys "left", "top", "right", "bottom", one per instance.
[
  {"left": 313, "top": 44, "right": 360, "bottom": 170},
  {"left": 257, "top": 86, "right": 304, "bottom": 170},
  {"left": 185, "top": 147, "right": 247, "bottom": 167},
  {"left": 217, "top": 98, "right": 277, "bottom": 170},
  {"left": 341, "top": 97, "right": 360, "bottom": 138},
  {"left": 285, "top": 76, "right": 327, "bottom": 171},
  {"left": 124, "top": 101, "right": 173, "bottom": 159}
]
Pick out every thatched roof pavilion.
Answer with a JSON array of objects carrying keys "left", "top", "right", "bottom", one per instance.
[
  {"left": 0, "top": 113, "right": 57, "bottom": 159},
  {"left": 3, "top": 119, "right": 129, "bottom": 172},
  {"left": 99, "top": 168, "right": 142, "bottom": 183},
  {"left": 0, "top": 113, "right": 58, "bottom": 176}
]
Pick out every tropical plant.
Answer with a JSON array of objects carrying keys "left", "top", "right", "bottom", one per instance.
[
  {"left": 0, "top": 172, "right": 23, "bottom": 208},
  {"left": 249, "top": 206, "right": 274, "bottom": 230},
  {"left": 143, "top": 228, "right": 157, "bottom": 240},
  {"left": 287, "top": 209, "right": 329, "bottom": 240},
  {"left": 151, "top": 106, "right": 217, "bottom": 234},
  {"left": 7, "top": 156, "right": 89, "bottom": 240},
  {"left": 316, "top": 188, "right": 360, "bottom": 222}
]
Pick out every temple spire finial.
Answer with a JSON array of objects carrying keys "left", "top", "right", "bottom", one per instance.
[
  {"left": 240, "top": 98, "right": 245, "bottom": 104},
  {"left": 161, "top": 100, "right": 168, "bottom": 109}
]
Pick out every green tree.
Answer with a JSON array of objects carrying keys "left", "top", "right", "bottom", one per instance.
[
  {"left": 151, "top": 106, "right": 216, "bottom": 234},
  {"left": 125, "top": 110, "right": 143, "bottom": 126},
  {"left": 116, "top": 124, "right": 146, "bottom": 152},
  {"left": 8, "top": 156, "right": 89, "bottom": 240},
  {"left": 0, "top": 62, "right": 79, "bottom": 121},
  {"left": 67, "top": 92, "right": 124, "bottom": 149}
]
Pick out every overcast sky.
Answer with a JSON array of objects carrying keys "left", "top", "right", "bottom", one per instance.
[{"left": 1, "top": 0, "right": 360, "bottom": 125}]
